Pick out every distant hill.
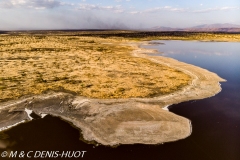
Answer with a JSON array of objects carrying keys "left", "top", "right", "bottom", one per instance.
[
  {"left": 150, "top": 26, "right": 177, "bottom": 31},
  {"left": 150, "top": 23, "right": 240, "bottom": 32},
  {"left": 191, "top": 23, "right": 240, "bottom": 29}
]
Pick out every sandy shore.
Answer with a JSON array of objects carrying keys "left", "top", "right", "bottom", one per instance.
[{"left": 0, "top": 40, "right": 226, "bottom": 146}]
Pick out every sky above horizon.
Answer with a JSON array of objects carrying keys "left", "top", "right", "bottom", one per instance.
[{"left": 0, "top": 0, "right": 240, "bottom": 30}]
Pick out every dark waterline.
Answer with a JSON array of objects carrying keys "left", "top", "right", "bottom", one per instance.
[{"left": 1, "top": 41, "right": 240, "bottom": 160}]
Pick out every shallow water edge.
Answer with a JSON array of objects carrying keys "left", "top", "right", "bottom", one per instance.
[{"left": 0, "top": 41, "right": 225, "bottom": 146}]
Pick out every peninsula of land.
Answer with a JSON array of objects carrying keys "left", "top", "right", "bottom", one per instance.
[{"left": 0, "top": 31, "right": 234, "bottom": 145}]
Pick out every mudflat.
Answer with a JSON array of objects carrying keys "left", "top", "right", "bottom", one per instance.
[{"left": 0, "top": 31, "right": 228, "bottom": 145}]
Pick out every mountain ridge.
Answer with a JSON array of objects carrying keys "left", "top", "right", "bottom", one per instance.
[{"left": 151, "top": 23, "right": 240, "bottom": 32}]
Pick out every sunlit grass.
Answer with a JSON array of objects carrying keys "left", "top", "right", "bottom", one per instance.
[{"left": 4, "top": 31, "right": 236, "bottom": 101}]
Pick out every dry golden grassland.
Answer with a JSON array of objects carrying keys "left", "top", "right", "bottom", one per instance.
[
  {"left": 0, "top": 32, "right": 192, "bottom": 101},
  {"left": 153, "top": 33, "right": 240, "bottom": 42},
  {"left": 67, "top": 31, "right": 240, "bottom": 42}
]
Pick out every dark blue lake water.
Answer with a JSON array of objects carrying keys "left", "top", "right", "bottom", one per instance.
[
  {"left": 0, "top": 40, "right": 239, "bottom": 160},
  {"left": 143, "top": 40, "right": 240, "bottom": 160}
]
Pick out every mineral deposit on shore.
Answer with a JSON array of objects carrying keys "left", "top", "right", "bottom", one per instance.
[{"left": 0, "top": 32, "right": 226, "bottom": 145}]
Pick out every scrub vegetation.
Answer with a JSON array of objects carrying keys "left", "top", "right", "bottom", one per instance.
[{"left": 1, "top": 30, "right": 237, "bottom": 102}]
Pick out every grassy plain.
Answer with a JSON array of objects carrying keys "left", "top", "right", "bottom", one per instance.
[
  {"left": 0, "top": 31, "right": 239, "bottom": 102},
  {"left": 70, "top": 30, "right": 240, "bottom": 41}
]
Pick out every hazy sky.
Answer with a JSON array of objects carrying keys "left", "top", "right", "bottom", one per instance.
[{"left": 0, "top": 0, "right": 240, "bottom": 30}]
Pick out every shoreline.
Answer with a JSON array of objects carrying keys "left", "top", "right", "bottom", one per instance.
[{"left": 0, "top": 40, "right": 226, "bottom": 146}]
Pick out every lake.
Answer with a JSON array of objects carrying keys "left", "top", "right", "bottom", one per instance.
[{"left": 0, "top": 40, "right": 240, "bottom": 160}]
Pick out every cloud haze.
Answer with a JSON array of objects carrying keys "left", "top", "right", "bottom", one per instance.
[
  {"left": 0, "top": 0, "right": 239, "bottom": 30},
  {"left": 0, "top": 0, "right": 61, "bottom": 9}
]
